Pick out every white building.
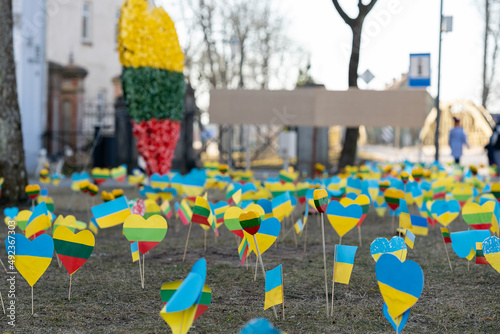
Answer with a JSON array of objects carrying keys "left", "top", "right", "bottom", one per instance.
[
  {"left": 13, "top": 0, "right": 47, "bottom": 174},
  {"left": 13, "top": 0, "right": 160, "bottom": 174},
  {"left": 46, "top": 0, "right": 124, "bottom": 109}
]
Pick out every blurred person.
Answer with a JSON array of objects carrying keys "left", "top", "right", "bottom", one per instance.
[
  {"left": 488, "top": 121, "right": 500, "bottom": 166},
  {"left": 449, "top": 117, "right": 469, "bottom": 164}
]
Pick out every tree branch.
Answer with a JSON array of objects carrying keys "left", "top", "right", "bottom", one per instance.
[
  {"left": 360, "top": 0, "right": 378, "bottom": 13},
  {"left": 331, "top": 0, "right": 354, "bottom": 25}
]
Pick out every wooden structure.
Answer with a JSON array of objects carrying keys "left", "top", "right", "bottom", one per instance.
[
  {"left": 419, "top": 100, "right": 495, "bottom": 147},
  {"left": 209, "top": 88, "right": 432, "bottom": 128}
]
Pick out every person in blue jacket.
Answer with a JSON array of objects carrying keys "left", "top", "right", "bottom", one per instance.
[{"left": 448, "top": 117, "right": 469, "bottom": 164}]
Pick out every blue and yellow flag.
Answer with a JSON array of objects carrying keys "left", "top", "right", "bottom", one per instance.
[
  {"left": 25, "top": 202, "right": 51, "bottom": 239},
  {"left": 91, "top": 196, "right": 131, "bottom": 228},
  {"left": 264, "top": 264, "right": 283, "bottom": 310},
  {"left": 404, "top": 229, "right": 415, "bottom": 249},
  {"left": 334, "top": 245, "right": 357, "bottom": 284},
  {"left": 130, "top": 241, "right": 139, "bottom": 262}
]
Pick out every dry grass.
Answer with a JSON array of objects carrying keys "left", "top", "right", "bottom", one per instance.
[{"left": 0, "top": 186, "right": 499, "bottom": 333}]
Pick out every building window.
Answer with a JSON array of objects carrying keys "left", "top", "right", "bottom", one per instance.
[{"left": 82, "top": 2, "right": 92, "bottom": 44}]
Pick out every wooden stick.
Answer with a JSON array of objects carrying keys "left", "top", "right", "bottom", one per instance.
[
  {"left": 0, "top": 291, "right": 5, "bottom": 314},
  {"left": 331, "top": 258, "right": 336, "bottom": 317},
  {"left": 204, "top": 230, "right": 207, "bottom": 252},
  {"left": 442, "top": 239, "right": 453, "bottom": 271},
  {"left": 357, "top": 225, "right": 362, "bottom": 247},
  {"left": 320, "top": 212, "right": 329, "bottom": 317},
  {"left": 339, "top": 236, "right": 342, "bottom": 245},
  {"left": 31, "top": 286, "right": 34, "bottom": 315},
  {"left": 281, "top": 264, "right": 285, "bottom": 320},
  {"left": 303, "top": 218, "right": 308, "bottom": 253},
  {"left": 282, "top": 225, "right": 296, "bottom": 240},
  {"left": 138, "top": 252, "right": 143, "bottom": 287},
  {"left": 467, "top": 259, "right": 470, "bottom": 272},
  {"left": 68, "top": 275, "right": 72, "bottom": 300},
  {"left": 291, "top": 214, "right": 298, "bottom": 247},
  {"left": 142, "top": 252, "right": 146, "bottom": 288},
  {"left": 391, "top": 215, "right": 395, "bottom": 233},
  {"left": 0, "top": 258, "right": 7, "bottom": 273},
  {"left": 182, "top": 223, "right": 192, "bottom": 262},
  {"left": 253, "top": 235, "right": 278, "bottom": 319},
  {"left": 253, "top": 253, "right": 258, "bottom": 281},
  {"left": 31, "top": 199, "right": 35, "bottom": 211}
]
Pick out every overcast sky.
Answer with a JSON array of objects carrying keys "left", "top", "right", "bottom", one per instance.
[{"left": 158, "top": 0, "right": 491, "bottom": 110}]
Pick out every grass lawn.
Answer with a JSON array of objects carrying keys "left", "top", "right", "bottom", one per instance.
[{"left": 0, "top": 186, "right": 499, "bottom": 333}]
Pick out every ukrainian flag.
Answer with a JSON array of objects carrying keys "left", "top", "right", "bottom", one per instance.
[
  {"left": 294, "top": 219, "right": 304, "bottom": 234},
  {"left": 404, "top": 229, "right": 415, "bottom": 249},
  {"left": 91, "top": 196, "right": 131, "bottom": 228},
  {"left": 264, "top": 264, "right": 283, "bottom": 310},
  {"left": 131, "top": 241, "right": 139, "bottom": 262},
  {"left": 272, "top": 192, "right": 292, "bottom": 222},
  {"left": 334, "top": 245, "right": 357, "bottom": 284},
  {"left": 25, "top": 202, "right": 51, "bottom": 239},
  {"left": 256, "top": 199, "right": 273, "bottom": 220},
  {"left": 409, "top": 215, "right": 428, "bottom": 236},
  {"left": 89, "top": 218, "right": 99, "bottom": 235}
]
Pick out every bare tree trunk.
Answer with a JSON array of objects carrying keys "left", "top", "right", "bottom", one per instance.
[
  {"left": 333, "top": 0, "right": 378, "bottom": 168},
  {"left": 339, "top": 27, "right": 362, "bottom": 168},
  {"left": 0, "top": 0, "right": 28, "bottom": 201},
  {"left": 482, "top": 0, "right": 490, "bottom": 108}
]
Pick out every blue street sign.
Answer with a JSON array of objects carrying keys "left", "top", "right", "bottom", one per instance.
[{"left": 408, "top": 53, "right": 431, "bottom": 87}]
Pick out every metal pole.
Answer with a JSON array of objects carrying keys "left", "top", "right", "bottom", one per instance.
[{"left": 434, "top": 0, "right": 444, "bottom": 162}]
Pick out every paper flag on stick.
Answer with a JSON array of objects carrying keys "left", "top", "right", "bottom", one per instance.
[
  {"left": 326, "top": 201, "right": 362, "bottom": 237},
  {"left": 264, "top": 264, "right": 283, "bottom": 310},
  {"left": 238, "top": 238, "right": 250, "bottom": 265},
  {"left": 178, "top": 200, "right": 192, "bottom": 226},
  {"left": 123, "top": 215, "right": 168, "bottom": 254},
  {"left": 16, "top": 210, "right": 32, "bottom": 232},
  {"left": 371, "top": 237, "right": 407, "bottom": 262},
  {"left": 340, "top": 194, "right": 370, "bottom": 226},
  {"left": 462, "top": 202, "right": 495, "bottom": 230},
  {"left": 239, "top": 211, "right": 261, "bottom": 236},
  {"left": 91, "top": 196, "right": 131, "bottom": 228},
  {"left": 53, "top": 215, "right": 77, "bottom": 233},
  {"left": 5, "top": 234, "right": 53, "bottom": 286},
  {"left": 224, "top": 207, "right": 244, "bottom": 238},
  {"left": 475, "top": 242, "right": 488, "bottom": 265},
  {"left": 482, "top": 236, "right": 500, "bottom": 273},
  {"left": 131, "top": 241, "right": 139, "bottom": 262},
  {"left": 25, "top": 202, "right": 51, "bottom": 239},
  {"left": 272, "top": 192, "right": 292, "bottom": 222},
  {"left": 111, "top": 165, "right": 127, "bottom": 182},
  {"left": 404, "top": 229, "right": 415, "bottom": 249},
  {"left": 431, "top": 199, "right": 460, "bottom": 227},
  {"left": 160, "top": 258, "right": 211, "bottom": 334},
  {"left": 244, "top": 217, "right": 281, "bottom": 255},
  {"left": 191, "top": 196, "right": 212, "bottom": 227},
  {"left": 409, "top": 215, "right": 428, "bottom": 236},
  {"left": 25, "top": 184, "right": 40, "bottom": 200},
  {"left": 384, "top": 188, "right": 404, "bottom": 211},
  {"left": 383, "top": 303, "right": 410, "bottom": 333},
  {"left": 450, "top": 230, "right": 490, "bottom": 258},
  {"left": 334, "top": 245, "right": 357, "bottom": 284},
  {"left": 53, "top": 226, "right": 95, "bottom": 275},
  {"left": 313, "top": 189, "right": 329, "bottom": 213},
  {"left": 376, "top": 254, "right": 424, "bottom": 320}
]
